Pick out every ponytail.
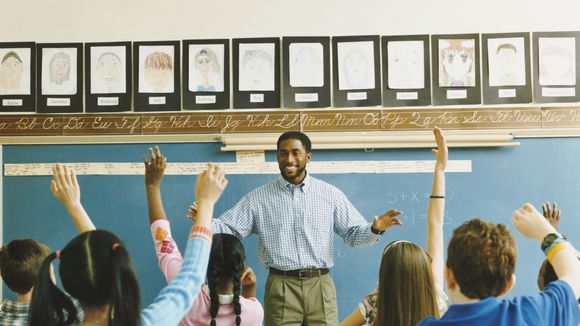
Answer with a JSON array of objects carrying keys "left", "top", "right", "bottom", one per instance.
[
  {"left": 29, "top": 252, "right": 77, "bottom": 326},
  {"left": 208, "top": 257, "right": 221, "bottom": 326},
  {"left": 108, "top": 245, "right": 140, "bottom": 326},
  {"left": 232, "top": 270, "right": 242, "bottom": 326}
]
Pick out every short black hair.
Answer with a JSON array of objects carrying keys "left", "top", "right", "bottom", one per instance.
[{"left": 277, "top": 131, "right": 311, "bottom": 152}]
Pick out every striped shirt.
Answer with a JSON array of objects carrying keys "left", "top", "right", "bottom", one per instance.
[{"left": 213, "top": 173, "right": 381, "bottom": 271}]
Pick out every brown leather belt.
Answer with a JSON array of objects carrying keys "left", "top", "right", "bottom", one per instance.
[{"left": 269, "top": 268, "right": 329, "bottom": 280}]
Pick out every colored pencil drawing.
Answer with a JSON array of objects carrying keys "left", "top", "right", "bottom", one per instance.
[
  {"left": 0, "top": 48, "right": 31, "bottom": 95},
  {"left": 438, "top": 39, "right": 476, "bottom": 87},
  {"left": 188, "top": 44, "right": 224, "bottom": 92},
  {"left": 41, "top": 47, "right": 77, "bottom": 95},
  {"left": 138, "top": 45, "right": 174, "bottom": 93}
]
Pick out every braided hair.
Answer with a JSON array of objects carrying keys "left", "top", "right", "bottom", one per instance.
[{"left": 207, "top": 234, "right": 245, "bottom": 326}]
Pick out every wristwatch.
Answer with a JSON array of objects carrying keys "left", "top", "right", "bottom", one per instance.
[
  {"left": 541, "top": 232, "right": 566, "bottom": 253},
  {"left": 371, "top": 226, "right": 385, "bottom": 235}
]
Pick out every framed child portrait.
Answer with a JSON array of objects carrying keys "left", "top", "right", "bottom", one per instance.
[
  {"left": 532, "top": 31, "right": 580, "bottom": 103},
  {"left": 282, "top": 36, "right": 331, "bottom": 108},
  {"left": 37, "top": 43, "right": 83, "bottom": 113},
  {"left": 482, "top": 32, "right": 532, "bottom": 104},
  {"left": 233, "top": 37, "right": 280, "bottom": 109},
  {"left": 133, "top": 40, "right": 181, "bottom": 112},
  {"left": 332, "top": 35, "right": 382, "bottom": 107},
  {"left": 183, "top": 39, "right": 230, "bottom": 110},
  {"left": 85, "top": 41, "right": 132, "bottom": 112},
  {"left": 431, "top": 34, "right": 481, "bottom": 106},
  {"left": 382, "top": 35, "right": 431, "bottom": 107},
  {"left": 0, "top": 42, "right": 36, "bottom": 112}
]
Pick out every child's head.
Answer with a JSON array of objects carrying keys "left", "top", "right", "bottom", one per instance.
[
  {"left": 30, "top": 230, "right": 140, "bottom": 326},
  {"left": 376, "top": 240, "right": 439, "bottom": 326},
  {"left": 0, "top": 239, "right": 50, "bottom": 295},
  {"left": 446, "top": 218, "right": 516, "bottom": 299},
  {"left": 207, "top": 233, "right": 245, "bottom": 326}
]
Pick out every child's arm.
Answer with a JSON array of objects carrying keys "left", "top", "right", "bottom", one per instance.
[
  {"left": 339, "top": 309, "right": 366, "bottom": 326},
  {"left": 50, "top": 164, "right": 96, "bottom": 233},
  {"left": 144, "top": 146, "right": 168, "bottom": 225},
  {"left": 241, "top": 266, "right": 257, "bottom": 298},
  {"left": 426, "top": 127, "right": 447, "bottom": 287},
  {"left": 141, "top": 163, "right": 228, "bottom": 325},
  {"left": 513, "top": 203, "right": 580, "bottom": 299}
]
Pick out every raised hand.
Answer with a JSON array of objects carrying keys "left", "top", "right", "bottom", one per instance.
[
  {"left": 50, "top": 163, "right": 95, "bottom": 232},
  {"left": 541, "top": 201, "right": 560, "bottom": 230},
  {"left": 241, "top": 266, "right": 257, "bottom": 287},
  {"left": 432, "top": 126, "right": 448, "bottom": 172},
  {"left": 50, "top": 164, "right": 81, "bottom": 208},
  {"left": 371, "top": 209, "right": 403, "bottom": 232},
  {"left": 195, "top": 163, "right": 228, "bottom": 206},
  {"left": 143, "top": 146, "right": 166, "bottom": 188},
  {"left": 185, "top": 201, "right": 198, "bottom": 222},
  {"left": 513, "top": 203, "right": 556, "bottom": 241}
]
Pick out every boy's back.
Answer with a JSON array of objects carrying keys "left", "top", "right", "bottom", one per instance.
[{"left": 419, "top": 280, "right": 580, "bottom": 326}]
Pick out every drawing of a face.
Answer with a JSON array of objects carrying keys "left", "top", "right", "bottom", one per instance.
[
  {"left": 440, "top": 39, "right": 475, "bottom": 87},
  {"left": 96, "top": 52, "right": 122, "bottom": 88},
  {"left": 541, "top": 46, "right": 574, "bottom": 83},
  {"left": 495, "top": 44, "right": 518, "bottom": 85},
  {"left": 388, "top": 41, "right": 424, "bottom": 89},
  {"left": 241, "top": 50, "right": 273, "bottom": 88},
  {"left": 144, "top": 51, "right": 173, "bottom": 92},
  {"left": 0, "top": 51, "right": 23, "bottom": 90},
  {"left": 49, "top": 52, "right": 71, "bottom": 84},
  {"left": 343, "top": 49, "right": 369, "bottom": 89},
  {"left": 195, "top": 49, "right": 217, "bottom": 76}
]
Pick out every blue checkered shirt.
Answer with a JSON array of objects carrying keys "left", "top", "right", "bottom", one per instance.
[
  {"left": 0, "top": 300, "right": 29, "bottom": 326},
  {"left": 213, "top": 173, "right": 382, "bottom": 271},
  {"left": 0, "top": 298, "right": 84, "bottom": 326}
]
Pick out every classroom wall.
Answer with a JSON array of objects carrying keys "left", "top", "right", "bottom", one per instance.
[
  {"left": 2, "top": 0, "right": 580, "bottom": 320},
  {"left": 1, "top": 0, "right": 580, "bottom": 43}
]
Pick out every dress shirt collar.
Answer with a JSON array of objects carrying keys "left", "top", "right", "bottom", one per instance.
[{"left": 277, "top": 171, "right": 311, "bottom": 193}]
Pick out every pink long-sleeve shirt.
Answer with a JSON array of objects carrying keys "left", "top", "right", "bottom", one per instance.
[{"left": 150, "top": 219, "right": 264, "bottom": 326}]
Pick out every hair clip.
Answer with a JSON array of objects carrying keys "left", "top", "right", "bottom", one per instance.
[{"left": 112, "top": 243, "right": 121, "bottom": 251}]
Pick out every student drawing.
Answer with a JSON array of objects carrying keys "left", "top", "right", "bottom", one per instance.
[
  {"left": 188, "top": 44, "right": 224, "bottom": 92},
  {"left": 438, "top": 39, "right": 476, "bottom": 87},
  {"left": 238, "top": 43, "right": 275, "bottom": 91},
  {"left": 41, "top": 48, "right": 77, "bottom": 95},
  {"left": 90, "top": 46, "right": 126, "bottom": 94},
  {"left": 138, "top": 46, "right": 174, "bottom": 93},
  {"left": 0, "top": 48, "right": 31, "bottom": 95},
  {"left": 337, "top": 41, "right": 375, "bottom": 90},
  {"left": 289, "top": 43, "right": 324, "bottom": 87},
  {"left": 387, "top": 40, "right": 425, "bottom": 89},
  {"left": 487, "top": 37, "right": 526, "bottom": 87},
  {"left": 538, "top": 37, "right": 576, "bottom": 86}
]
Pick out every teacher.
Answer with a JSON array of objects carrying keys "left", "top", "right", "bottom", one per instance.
[{"left": 212, "top": 131, "right": 402, "bottom": 325}]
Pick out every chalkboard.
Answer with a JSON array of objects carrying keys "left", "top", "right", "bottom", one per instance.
[{"left": 3, "top": 138, "right": 580, "bottom": 321}]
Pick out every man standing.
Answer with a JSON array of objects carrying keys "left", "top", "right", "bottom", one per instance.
[{"left": 212, "top": 131, "right": 402, "bottom": 325}]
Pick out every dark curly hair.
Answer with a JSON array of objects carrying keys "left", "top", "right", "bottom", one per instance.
[
  {"left": 447, "top": 218, "right": 516, "bottom": 299},
  {"left": 207, "top": 234, "right": 245, "bottom": 326}
]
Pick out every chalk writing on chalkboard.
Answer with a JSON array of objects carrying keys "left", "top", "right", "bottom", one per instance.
[{"left": 3, "top": 161, "right": 471, "bottom": 176}]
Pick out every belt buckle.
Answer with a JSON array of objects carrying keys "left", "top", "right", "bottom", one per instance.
[{"left": 298, "top": 270, "right": 309, "bottom": 280}]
